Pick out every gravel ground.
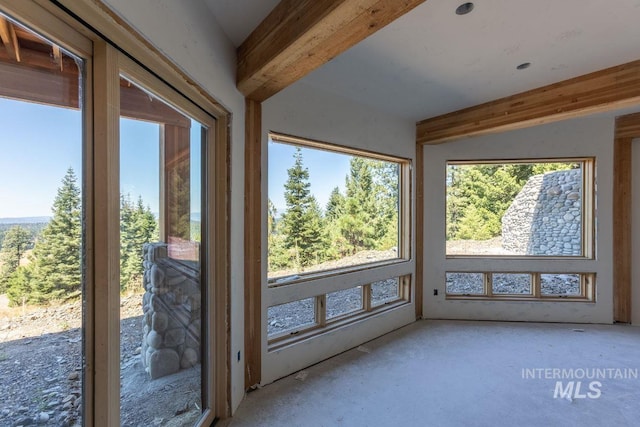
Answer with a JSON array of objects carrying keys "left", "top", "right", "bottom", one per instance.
[{"left": 0, "top": 294, "right": 202, "bottom": 427}]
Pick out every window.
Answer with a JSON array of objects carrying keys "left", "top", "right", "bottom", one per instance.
[
  {"left": 0, "top": 13, "right": 85, "bottom": 427},
  {"left": 0, "top": 2, "right": 230, "bottom": 424},
  {"left": 266, "top": 134, "right": 412, "bottom": 347},
  {"left": 268, "top": 134, "right": 408, "bottom": 282},
  {"left": 119, "top": 75, "right": 209, "bottom": 426},
  {"left": 445, "top": 272, "right": 595, "bottom": 301},
  {"left": 268, "top": 275, "right": 411, "bottom": 347},
  {"left": 444, "top": 158, "right": 596, "bottom": 303},
  {"left": 446, "top": 159, "right": 594, "bottom": 258}
]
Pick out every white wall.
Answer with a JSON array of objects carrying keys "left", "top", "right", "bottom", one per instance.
[
  {"left": 101, "top": 0, "right": 247, "bottom": 411},
  {"left": 261, "top": 82, "right": 417, "bottom": 384},
  {"left": 423, "top": 116, "right": 615, "bottom": 324}
]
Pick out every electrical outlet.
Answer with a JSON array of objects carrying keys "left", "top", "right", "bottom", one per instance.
[{"left": 433, "top": 289, "right": 438, "bottom": 296}]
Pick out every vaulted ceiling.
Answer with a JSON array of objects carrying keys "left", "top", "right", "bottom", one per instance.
[{"left": 205, "top": 0, "right": 640, "bottom": 123}]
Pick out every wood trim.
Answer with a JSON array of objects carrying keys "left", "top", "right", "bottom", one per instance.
[
  {"left": 244, "top": 98, "right": 262, "bottom": 389},
  {"left": 82, "top": 49, "right": 95, "bottom": 427},
  {"left": 271, "top": 132, "right": 412, "bottom": 163},
  {"left": 615, "top": 112, "right": 640, "bottom": 139},
  {"left": 613, "top": 113, "right": 636, "bottom": 323},
  {"left": 213, "top": 113, "right": 231, "bottom": 418},
  {"left": 92, "top": 41, "right": 120, "bottom": 426},
  {"left": 362, "top": 284, "right": 372, "bottom": 312},
  {"left": 317, "top": 294, "right": 327, "bottom": 327},
  {"left": 119, "top": 51, "right": 225, "bottom": 422},
  {"left": 237, "top": 0, "right": 426, "bottom": 101},
  {"left": 415, "top": 144, "right": 423, "bottom": 319},
  {"left": 417, "top": 59, "right": 640, "bottom": 145}
]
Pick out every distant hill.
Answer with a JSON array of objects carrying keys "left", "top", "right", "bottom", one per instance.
[
  {"left": 0, "top": 216, "right": 50, "bottom": 224},
  {"left": 0, "top": 218, "right": 49, "bottom": 251}
]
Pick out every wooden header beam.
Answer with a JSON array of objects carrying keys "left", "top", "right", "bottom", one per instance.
[
  {"left": 0, "top": 54, "right": 189, "bottom": 127},
  {"left": 237, "top": 0, "right": 426, "bottom": 102},
  {"left": 417, "top": 59, "right": 640, "bottom": 145}
]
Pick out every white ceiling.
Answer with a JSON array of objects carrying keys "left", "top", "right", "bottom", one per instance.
[{"left": 205, "top": 0, "right": 640, "bottom": 121}]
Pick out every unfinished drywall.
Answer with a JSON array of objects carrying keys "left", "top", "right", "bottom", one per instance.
[
  {"left": 261, "top": 81, "right": 416, "bottom": 384},
  {"left": 101, "top": 0, "right": 247, "bottom": 411},
  {"left": 424, "top": 116, "right": 614, "bottom": 323}
]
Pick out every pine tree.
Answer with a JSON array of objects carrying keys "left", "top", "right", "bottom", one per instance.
[
  {"left": 339, "top": 158, "right": 377, "bottom": 253},
  {"left": 6, "top": 265, "right": 34, "bottom": 307},
  {"left": 325, "top": 187, "right": 345, "bottom": 222},
  {"left": 25, "top": 167, "right": 82, "bottom": 303},
  {"left": 267, "top": 199, "right": 287, "bottom": 270},
  {"left": 322, "top": 187, "right": 348, "bottom": 260},
  {"left": 369, "top": 160, "right": 399, "bottom": 249},
  {"left": 446, "top": 163, "right": 576, "bottom": 241},
  {"left": 300, "top": 197, "right": 325, "bottom": 265},
  {"left": 120, "top": 194, "right": 158, "bottom": 292},
  {"left": 280, "top": 148, "right": 325, "bottom": 268},
  {"left": 0, "top": 226, "right": 31, "bottom": 292}
]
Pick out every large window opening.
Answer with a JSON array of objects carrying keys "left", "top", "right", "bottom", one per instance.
[
  {"left": 119, "top": 75, "right": 207, "bottom": 426},
  {"left": 0, "top": 14, "right": 85, "bottom": 427},
  {"left": 445, "top": 158, "right": 596, "bottom": 301},
  {"left": 446, "top": 159, "right": 593, "bottom": 258},
  {"left": 266, "top": 133, "right": 412, "bottom": 347},
  {"left": 268, "top": 136, "right": 404, "bottom": 281}
]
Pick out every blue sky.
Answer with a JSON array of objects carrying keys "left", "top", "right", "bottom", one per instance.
[
  {"left": 268, "top": 139, "right": 352, "bottom": 215},
  {"left": 1, "top": 95, "right": 345, "bottom": 219},
  {"left": 0, "top": 99, "right": 82, "bottom": 218},
  {"left": 0, "top": 97, "right": 202, "bottom": 218}
]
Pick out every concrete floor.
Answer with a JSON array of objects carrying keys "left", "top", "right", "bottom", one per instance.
[{"left": 225, "top": 320, "right": 640, "bottom": 427}]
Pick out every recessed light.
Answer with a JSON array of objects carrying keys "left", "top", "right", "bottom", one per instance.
[
  {"left": 516, "top": 62, "right": 531, "bottom": 70},
  {"left": 456, "top": 2, "right": 474, "bottom": 15}
]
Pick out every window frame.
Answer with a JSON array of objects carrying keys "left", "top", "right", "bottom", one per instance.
[
  {"left": 265, "top": 133, "right": 413, "bottom": 349},
  {"left": 0, "top": 0, "right": 231, "bottom": 424},
  {"left": 267, "top": 132, "right": 412, "bottom": 286},
  {"left": 445, "top": 271, "right": 596, "bottom": 302},
  {"left": 268, "top": 275, "right": 412, "bottom": 349},
  {"left": 445, "top": 157, "right": 595, "bottom": 260}
]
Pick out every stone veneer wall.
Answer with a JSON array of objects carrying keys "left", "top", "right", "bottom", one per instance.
[
  {"left": 502, "top": 169, "right": 582, "bottom": 256},
  {"left": 141, "top": 242, "right": 201, "bottom": 379}
]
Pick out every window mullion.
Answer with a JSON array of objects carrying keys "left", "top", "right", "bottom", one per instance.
[{"left": 92, "top": 40, "right": 121, "bottom": 426}]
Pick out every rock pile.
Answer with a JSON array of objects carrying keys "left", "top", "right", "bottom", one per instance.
[
  {"left": 502, "top": 169, "right": 582, "bottom": 256},
  {"left": 141, "top": 243, "right": 201, "bottom": 380}
]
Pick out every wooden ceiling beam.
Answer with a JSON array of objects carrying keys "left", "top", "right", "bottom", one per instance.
[
  {"left": 0, "top": 16, "right": 20, "bottom": 62},
  {"left": 417, "top": 59, "right": 640, "bottom": 145},
  {"left": 0, "top": 60, "right": 77, "bottom": 108},
  {"left": 237, "top": 0, "right": 426, "bottom": 102}
]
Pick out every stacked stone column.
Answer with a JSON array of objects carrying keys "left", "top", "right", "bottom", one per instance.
[
  {"left": 141, "top": 243, "right": 201, "bottom": 379},
  {"left": 502, "top": 169, "right": 582, "bottom": 256}
]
